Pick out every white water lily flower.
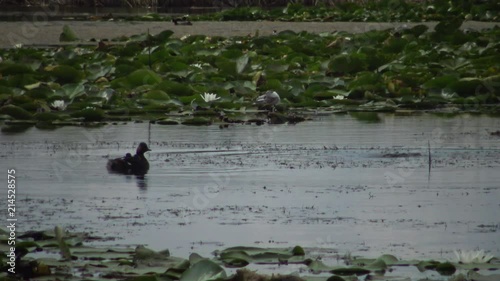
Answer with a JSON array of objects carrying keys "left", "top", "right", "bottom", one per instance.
[
  {"left": 191, "top": 63, "right": 203, "bottom": 69},
  {"left": 51, "top": 100, "right": 67, "bottom": 111},
  {"left": 200, "top": 92, "right": 220, "bottom": 103},
  {"left": 334, "top": 95, "right": 345, "bottom": 100},
  {"left": 454, "top": 250, "right": 494, "bottom": 263},
  {"left": 14, "top": 43, "right": 23, "bottom": 49}
]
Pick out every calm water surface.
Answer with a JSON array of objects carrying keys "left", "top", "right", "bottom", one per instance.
[{"left": 1, "top": 113, "right": 499, "bottom": 265}]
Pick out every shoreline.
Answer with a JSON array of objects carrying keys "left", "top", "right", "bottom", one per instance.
[{"left": 1, "top": 20, "right": 498, "bottom": 48}]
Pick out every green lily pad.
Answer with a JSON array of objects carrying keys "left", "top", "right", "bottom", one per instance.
[
  {"left": 181, "top": 117, "right": 212, "bottom": 126},
  {"left": 112, "top": 69, "right": 162, "bottom": 89},
  {"left": 305, "top": 259, "right": 340, "bottom": 273},
  {"left": 34, "top": 112, "right": 61, "bottom": 122},
  {"left": 1, "top": 124, "right": 33, "bottom": 133},
  {"left": 0, "top": 105, "right": 33, "bottom": 120},
  {"left": 156, "top": 119, "right": 179, "bottom": 125},
  {"left": 331, "top": 267, "right": 371, "bottom": 276},
  {"left": 435, "top": 262, "right": 456, "bottom": 276},
  {"left": 143, "top": 90, "right": 170, "bottom": 101},
  {"left": 46, "top": 65, "right": 84, "bottom": 84},
  {"left": 349, "top": 112, "right": 381, "bottom": 123},
  {"left": 0, "top": 62, "right": 34, "bottom": 75},
  {"left": 59, "top": 25, "right": 79, "bottom": 42},
  {"left": 179, "top": 259, "right": 227, "bottom": 281},
  {"left": 236, "top": 54, "right": 250, "bottom": 74},
  {"left": 70, "top": 108, "right": 105, "bottom": 122},
  {"left": 155, "top": 80, "right": 193, "bottom": 97}
]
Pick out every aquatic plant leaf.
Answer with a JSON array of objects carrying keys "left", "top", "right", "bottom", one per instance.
[
  {"left": 56, "top": 83, "right": 85, "bottom": 100},
  {"left": 365, "top": 258, "right": 387, "bottom": 272},
  {"left": 467, "top": 271, "right": 500, "bottom": 281},
  {"left": 416, "top": 260, "right": 440, "bottom": 272},
  {"left": 181, "top": 117, "right": 212, "bottom": 126},
  {"left": 219, "top": 246, "right": 305, "bottom": 265},
  {"left": 135, "top": 246, "right": 170, "bottom": 261},
  {"left": 122, "top": 275, "right": 164, "bottom": 281},
  {"left": 348, "top": 72, "right": 384, "bottom": 92},
  {"left": 179, "top": 259, "right": 226, "bottom": 281},
  {"left": 86, "top": 64, "right": 114, "bottom": 81},
  {"left": 34, "top": 112, "right": 60, "bottom": 122},
  {"left": 154, "top": 29, "right": 175, "bottom": 43},
  {"left": 408, "top": 24, "right": 429, "bottom": 37},
  {"left": 219, "top": 250, "right": 252, "bottom": 267},
  {"left": 331, "top": 267, "right": 371, "bottom": 276},
  {"left": 306, "top": 259, "right": 340, "bottom": 273},
  {"left": 70, "top": 108, "right": 105, "bottom": 122},
  {"left": 46, "top": 65, "right": 84, "bottom": 84},
  {"left": 59, "top": 25, "right": 78, "bottom": 42},
  {"left": 55, "top": 226, "right": 72, "bottom": 260},
  {"left": 236, "top": 54, "right": 249, "bottom": 74},
  {"left": 349, "top": 112, "right": 381, "bottom": 123},
  {"left": 1, "top": 123, "right": 34, "bottom": 133},
  {"left": 143, "top": 90, "right": 170, "bottom": 101},
  {"left": 0, "top": 105, "right": 33, "bottom": 120},
  {"left": 112, "top": 69, "right": 162, "bottom": 89},
  {"left": 0, "top": 62, "right": 34, "bottom": 75},
  {"left": 434, "top": 18, "right": 463, "bottom": 35},
  {"left": 155, "top": 80, "right": 193, "bottom": 97},
  {"left": 215, "top": 57, "right": 237, "bottom": 77},
  {"left": 435, "top": 262, "right": 456, "bottom": 276},
  {"left": 329, "top": 54, "right": 367, "bottom": 74},
  {"left": 422, "top": 75, "right": 459, "bottom": 91}
]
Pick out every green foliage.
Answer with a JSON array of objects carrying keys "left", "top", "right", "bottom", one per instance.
[
  {"left": 46, "top": 65, "right": 84, "bottom": 84},
  {"left": 1, "top": 19, "right": 499, "bottom": 124},
  {"left": 70, "top": 108, "right": 105, "bottom": 121},
  {"left": 195, "top": 2, "right": 499, "bottom": 22},
  {"left": 0, "top": 105, "right": 34, "bottom": 119},
  {"left": 59, "top": 25, "right": 78, "bottom": 42},
  {"left": 142, "top": 90, "right": 170, "bottom": 101},
  {"left": 181, "top": 117, "right": 212, "bottom": 126}
]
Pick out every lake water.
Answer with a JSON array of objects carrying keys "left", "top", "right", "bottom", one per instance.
[{"left": 1, "top": 113, "right": 499, "bottom": 269}]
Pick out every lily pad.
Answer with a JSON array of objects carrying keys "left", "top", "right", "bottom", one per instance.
[
  {"left": 70, "top": 108, "right": 105, "bottom": 122},
  {"left": 143, "top": 90, "right": 170, "bottom": 101},
  {"left": 179, "top": 259, "right": 227, "bottom": 281},
  {"left": 45, "top": 65, "right": 84, "bottom": 84},
  {"left": 182, "top": 117, "right": 212, "bottom": 126},
  {"left": 59, "top": 25, "right": 78, "bottom": 42},
  {"left": 0, "top": 105, "right": 33, "bottom": 120}
]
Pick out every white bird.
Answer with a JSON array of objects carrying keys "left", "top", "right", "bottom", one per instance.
[{"left": 255, "top": 90, "right": 280, "bottom": 111}]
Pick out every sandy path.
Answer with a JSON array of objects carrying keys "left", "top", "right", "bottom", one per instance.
[{"left": 0, "top": 20, "right": 498, "bottom": 48}]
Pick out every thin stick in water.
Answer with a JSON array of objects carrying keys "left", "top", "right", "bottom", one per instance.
[
  {"left": 428, "top": 140, "right": 432, "bottom": 173},
  {"left": 148, "top": 121, "right": 151, "bottom": 146}
]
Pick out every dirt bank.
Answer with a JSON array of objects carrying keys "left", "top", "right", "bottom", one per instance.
[{"left": 0, "top": 20, "right": 498, "bottom": 48}]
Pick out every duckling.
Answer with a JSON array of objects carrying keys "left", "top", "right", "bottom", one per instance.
[{"left": 107, "top": 142, "right": 151, "bottom": 175}]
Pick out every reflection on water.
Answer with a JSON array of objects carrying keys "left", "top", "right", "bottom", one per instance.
[
  {"left": 134, "top": 175, "right": 148, "bottom": 190},
  {"left": 1, "top": 113, "right": 499, "bottom": 262}
]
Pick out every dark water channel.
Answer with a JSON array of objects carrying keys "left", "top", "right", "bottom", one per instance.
[{"left": 1, "top": 113, "right": 499, "bottom": 273}]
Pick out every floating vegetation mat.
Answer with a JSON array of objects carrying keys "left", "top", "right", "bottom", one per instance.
[
  {"left": 1, "top": 227, "right": 499, "bottom": 280},
  {"left": 1, "top": 17, "right": 500, "bottom": 133}
]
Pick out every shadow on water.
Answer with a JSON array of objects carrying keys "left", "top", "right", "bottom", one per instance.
[{"left": 134, "top": 175, "right": 148, "bottom": 190}]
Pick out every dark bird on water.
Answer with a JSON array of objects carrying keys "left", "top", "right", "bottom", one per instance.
[
  {"left": 172, "top": 16, "right": 192, "bottom": 25},
  {"left": 107, "top": 142, "right": 151, "bottom": 175}
]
